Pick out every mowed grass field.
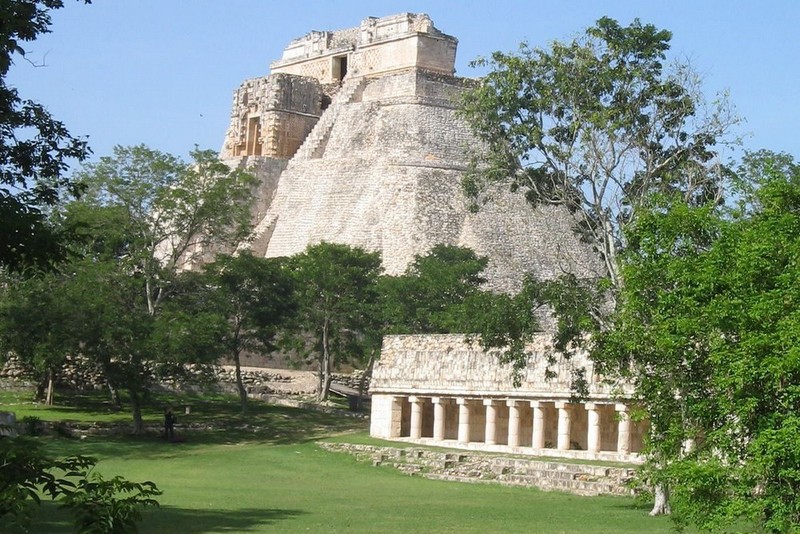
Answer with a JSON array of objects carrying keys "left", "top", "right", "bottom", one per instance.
[{"left": 1, "top": 389, "right": 680, "bottom": 534}]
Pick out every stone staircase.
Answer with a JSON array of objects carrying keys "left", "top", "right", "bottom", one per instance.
[
  {"left": 318, "top": 442, "right": 637, "bottom": 497},
  {"left": 294, "top": 76, "right": 367, "bottom": 160}
]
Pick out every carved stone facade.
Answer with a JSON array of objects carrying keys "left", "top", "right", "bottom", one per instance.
[
  {"left": 271, "top": 13, "right": 457, "bottom": 84},
  {"left": 370, "top": 335, "right": 646, "bottom": 462}
]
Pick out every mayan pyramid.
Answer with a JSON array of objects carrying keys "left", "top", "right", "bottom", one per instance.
[{"left": 220, "top": 13, "right": 599, "bottom": 292}]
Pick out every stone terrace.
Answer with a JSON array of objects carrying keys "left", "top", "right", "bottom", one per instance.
[{"left": 320, "top": 442, "right": 637, "bottom": 497}]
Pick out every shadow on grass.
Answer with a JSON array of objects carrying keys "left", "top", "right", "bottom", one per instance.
[
  {"left": 40, "top": 400, "right": 367, "bottom": 460},
  {"left": 9, "top": 501, "right": 306, "bottom": 534},
  {"left": 142, "top": 506, "right": 307, "bottom": 533}
]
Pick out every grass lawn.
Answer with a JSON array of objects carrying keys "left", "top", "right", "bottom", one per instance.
[{"left": 1, "top": 388, "right": 681, "bottom": 533}]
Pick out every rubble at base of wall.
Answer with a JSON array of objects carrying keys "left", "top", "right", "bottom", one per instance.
[
  {"left": 318, "top": 442, "right": 638, "bottom": 497},
  {"left": 1, "top": 355, "right": 369, "bottom": 399}
]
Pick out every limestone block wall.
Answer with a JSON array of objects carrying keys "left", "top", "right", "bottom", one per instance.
[{"left": 271, "top": 13, "right": 457, "bottom": 84}]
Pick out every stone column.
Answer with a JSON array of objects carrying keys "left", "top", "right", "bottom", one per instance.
[
  {"left": 409, "top": 396, "right": 423, "bottom": 440},
  {"left": 457, "top": 398, "right": 471, "bottom": 444},
  {"left": 483, "top": 399, "right": 498, "bottom": 445},
  {"left": 432, "top": 397, "right": 445, "bottom": 441},
  {"left": 556, "top": 401, "right": 572, "bottom": 451},
  {"left": 615, "top": 403, "right": 630, "bottom": 454},
  {"left": 585, "top": 402, "right": 601, "bottom": 453},
  {"left": 389, "top": 396, "right": 404, "bottom": 438},
  {"left": 530, "top": 400, "right": 545, "bottom": 449},
  {"left": 507, "top": 400, "right": 521, "bottom": 448}
]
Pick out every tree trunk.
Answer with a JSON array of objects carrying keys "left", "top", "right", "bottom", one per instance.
[
  {"left": 650, "top": 484, "right": 671, "bottom": 516},
  {"left": 356, "top": 352, "right": 376, "bottom": 410},
  {"left": 318, "top": 318, "right": 331, "bottom": 402},
  {"left": 130, "top": 390, "right": 144, "bottom": 434},
  {"left": 233, "top": 350, "right": 248, "bottom": 414},
  {"left": 45, "top": 368, "right": 54, "bottom": 406}
]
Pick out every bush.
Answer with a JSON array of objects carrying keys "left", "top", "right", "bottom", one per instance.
[
  {"left": 0, "top": 436, "right": 160, "bottom": 533},
  {"left": 61, "top": 474, "right": 161, "bottom": 534}
]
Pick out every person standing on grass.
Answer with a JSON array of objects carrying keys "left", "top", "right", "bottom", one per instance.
[{"left": 164, "top": 407, "right": 176, "bottom": 441}]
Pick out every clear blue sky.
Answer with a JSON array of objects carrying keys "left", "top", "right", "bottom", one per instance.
[{"left": 7, "top": 0, "right": 799, "bottom": 164}]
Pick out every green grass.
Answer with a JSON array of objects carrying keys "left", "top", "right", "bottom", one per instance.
[{"left": 1, "top": 388, "right": 682, "bottom": 533}]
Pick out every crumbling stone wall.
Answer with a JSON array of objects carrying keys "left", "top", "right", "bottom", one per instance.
[{"left": 319, "top": 442, "right": 639, "bottom": 495}]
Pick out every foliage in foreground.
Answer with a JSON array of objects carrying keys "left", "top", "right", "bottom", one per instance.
[
  {"left": 597, "top": 152, "right": 800, "bottom": 533},
  {"left": 459, "top": 15, "right": 740, "bottom": 517},
  {"left": 0, "top": 435, "right": 160, "bottom": 533},
  {"left": 0, "top": 0, "right": 92, "bottom": 272}
]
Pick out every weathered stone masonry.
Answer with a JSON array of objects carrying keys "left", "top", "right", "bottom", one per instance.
[{"left": 220, "top": 12, "right": 602, "bottom": 294}]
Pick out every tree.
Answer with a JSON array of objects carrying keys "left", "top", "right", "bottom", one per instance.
[
  {"left": 289, "top": 242, "right": 382, "bottom": 401},
  {"left": 0, "top": 270, "right": 76, "bottom": 405},
  {"left": 200, "top": 253, "right": 296, "bottom": 414},
  {"left": 460, "top": 18, "right": 738, "bottom": 514},
  {"left": 597, "top": 152, "right": 800, "bottom": 532},
  {"left": 461, "top": 17, "right": 735, "bottom": 298},
  {"left": 1, "top": 0, "right": 92, "bottom": 272},
  {"left": 379, "top": 244, "right": 489, "bottom": 334},
  {"left": 75, "top": 144, "right": 258, "bottom": 314},
  {"left": 50, "top": 145, "right": 258, "bottom": 432}
]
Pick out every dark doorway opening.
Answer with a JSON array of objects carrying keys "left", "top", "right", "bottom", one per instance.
[{"left": 334, "top": 55, "right": 348, "bottom": 81}]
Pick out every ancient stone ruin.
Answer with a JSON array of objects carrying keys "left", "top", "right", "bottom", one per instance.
[
  {"left": 220, "top": 12, "right": 600, "bottom": 294},
  {"left": 370, "top": 335, "right": 646, "bottom": 463},
  {"left": 219, "top": 13, "right": 641, "bottom": 462}
]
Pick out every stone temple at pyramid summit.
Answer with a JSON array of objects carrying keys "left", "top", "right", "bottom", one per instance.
[{"left": 219, "top": 13, "right": 647, "bottom": 462}]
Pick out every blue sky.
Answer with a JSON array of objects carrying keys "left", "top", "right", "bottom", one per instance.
[{"left": 7, "top": 1, "right": 799, "bottom": 164}]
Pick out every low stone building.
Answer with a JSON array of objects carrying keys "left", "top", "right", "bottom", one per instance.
[{"left": 370, "top": 335, "right": 646, "bottom": 463}]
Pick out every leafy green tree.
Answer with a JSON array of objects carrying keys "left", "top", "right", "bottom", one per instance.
[
  {"left": 6, "top": 146, "right": 259, "bottom": 433},
  {"left": 597, "top": 152, "right": 800, "bottom": 532},
  {"left": 461, "top": 17, "right": 735, "bottom": 293},
  {"left": 380, "top": 244, "right": 489, "bottom": 334},
  {"left": 200, "top": 253, "right": 297, "bottom": 414},
  {"left": 460, "top": 18, "right": 739, "bottom": 514},
  {"left": 1, "top": 0, "right": 91, "bottom": 272},
  {"left": 289, "top": 242, "right": 382, "bottom": 401},
  {"left": 0, "top": 271, "right": 79, "bottom": 405},
  {"left": 75, "top": 145, "right": 258, "bottom": 314}
]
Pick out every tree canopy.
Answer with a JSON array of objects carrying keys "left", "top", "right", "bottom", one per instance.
[
  {"left": 596, "top": 152, "right": 800, "bottom": 532},
  {"left": 460, "top": 17, "right": 740, "bottom": 516},
  {"left": 0, "top": 145, "right": 260, "bottom": 432},
  {"left": 199, "top": 253, "right": 296, "bottom": 413},
  {"left": 0, "top": 0, "right": 92, "bottom": 272},
  {"left": 379, "top": 244, "right": 489, "bottom": 334},
  {"left": 461, "top": 17, "right": 736, "bottom": 295},
  {"left": 288, "top": 242, "right": 383, "bottom": 401}
]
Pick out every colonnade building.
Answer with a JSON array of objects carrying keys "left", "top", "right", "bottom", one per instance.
[{"left": 370, "top": 335, "right": 647, "bottom": 463}]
